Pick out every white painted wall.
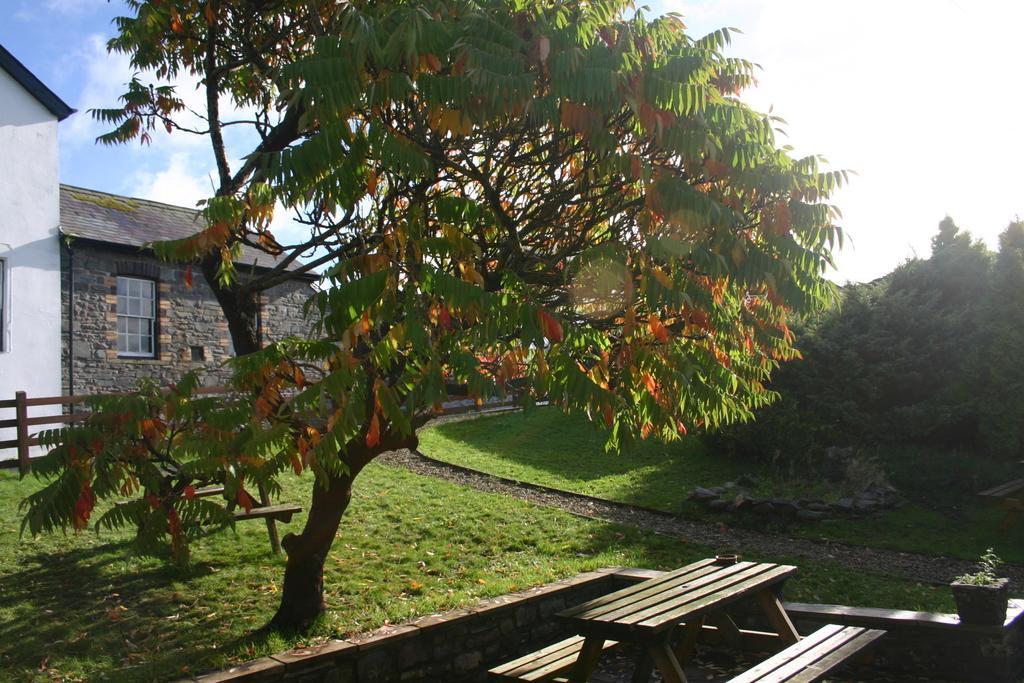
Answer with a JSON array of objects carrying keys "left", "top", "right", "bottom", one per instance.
[{"left": 0, "top": 67, "right": 64, "bottom": 453}]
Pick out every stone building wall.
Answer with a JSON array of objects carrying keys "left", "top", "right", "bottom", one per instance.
[{"left": 61, "top": 241, "right": 315, "bottom": 395}]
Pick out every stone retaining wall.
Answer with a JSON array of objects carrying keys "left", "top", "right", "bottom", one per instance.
[
  {"left": 190, "top": 568, "right": 623, "bottom": 683},
  {"left": 188, "top": 567, "right": 1024, "bottom": 683}
]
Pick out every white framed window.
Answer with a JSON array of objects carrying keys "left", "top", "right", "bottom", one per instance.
[
  {"left": 116, "top": 276, "right": 156, "bottom": 357},
  {"left": 0, "top": 258, "right": 6, "bottom": 353}
]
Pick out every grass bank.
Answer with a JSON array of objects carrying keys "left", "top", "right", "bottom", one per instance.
[
  {"left": 418, "top": 408, "right": 1024, "bottom": 564},
  {"left": 1, "top": 461, "right": 950, "bottom": 681}
]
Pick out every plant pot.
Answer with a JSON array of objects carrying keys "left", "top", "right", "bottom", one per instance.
[
  {"left": 951, "top": 578, "right": 1010, "bottom": 625},
  {"left": 714, "top": 553, "right": 740, "bottom": 566}
]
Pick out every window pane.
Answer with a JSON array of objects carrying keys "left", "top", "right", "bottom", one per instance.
[
  {"left": 117, "top": 278, "right": 127, "bottom": 296},
  {"left": 142, "top": 280, "right": 154, "bottom": 298},
  {"left": 130, "top": 279, "right": 140, "bottom": 297},
  {"left": 117, "top": 317, "right": 126, "bottom": 334},
  {"left": 118, "top": 333, "right": 127, "bottom": 353},
  {"left": 142, "top": 335, "right": 153, "bottom": 354},
  {"left": 141, "top": 298, "right": 153, "bottom": 319}
]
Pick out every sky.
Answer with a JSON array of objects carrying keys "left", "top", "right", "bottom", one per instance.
[{"left": 2, "top": 0, "right": 1022, "bottom": 284}]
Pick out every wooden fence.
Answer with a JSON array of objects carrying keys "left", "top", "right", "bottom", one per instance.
[{"left": 0, "top": 387, "right": 229, "bottom": 475}]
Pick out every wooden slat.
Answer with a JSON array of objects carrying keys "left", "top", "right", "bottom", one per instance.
[
  {"left": 559, "top": 558, "right": 718, "bottom": 618},
  {"left": 23, "top": 394, "right": 94, "bottom": 407},
  {"left": 232, "top": 504, "right": 302, "bottom": 523},
  {"left": 581, "top": 561, "right": 765, "bottom": 626},
  {"left": 0, "top": 439, "right": 19, "bottom": 449},
  {"left": 21, "top": 387, "right": 230, "bottom": 408},
  {"left": 0, "top": 398, "right": 16, "bottom": 409},
  {"left": 726, "top": 624, "right": 884, "bottom": 683},
  {"left": 980, "top": 478, "right": 1024, "bottom": 498},
  {"left": 22, "top": 413, "right": 89, "bottom": 427},
  {"left": 751, "top": 627, "right": 866, "bottom": 682},
  {"left": 565, "top": 560, "right": 734, "bottom": 622},
  {"left": 489, "top": 636, "right": 619, "bottom": 682},
  {"left": 193, "top": 485, "right": 225, "bottom": 498},
  {"left": 727, "top": 624, "right": 845, "bottom": 683},
  {"left": 786, "top": 629, "right": 885, "bottom": 683},
  {"left": 491, "top": 636, "right": 587, "bottom": 677},
  {"left": 0, "top": 418, "right": 18, "bottom": 429},
  {"left": 745, "top": 626, "right": 880, "bottom": 683},
  {"left": 634, "top": 565, "right": 796, "bottom": 631}
]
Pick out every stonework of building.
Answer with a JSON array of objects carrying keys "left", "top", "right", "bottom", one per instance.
[{"left": 59, "top": 185, "right": 317, "bottom": 396}]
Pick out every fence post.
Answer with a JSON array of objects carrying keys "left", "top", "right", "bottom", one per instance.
[{"left": 15, "top": 391, "right": 29, "bottom": 476}]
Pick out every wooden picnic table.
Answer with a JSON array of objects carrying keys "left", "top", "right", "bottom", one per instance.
[{"left": 555, "top": 558, "right": 799, "bottom": 683}]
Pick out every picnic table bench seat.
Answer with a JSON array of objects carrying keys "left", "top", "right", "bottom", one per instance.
[
  {"left": 232, "top": 503, "right": 301, "bottom": 523},
  {"left": 978, "top": 478, "right": 1024, "bottom": 530},
  {"left": 979, "top": 478, "right": 1024, "bottom": 500},
  {"left": 488, "top": 635, "right": 619, "bottom": 682},
  {"left": 727, "top": 623, "right": 885, "bottom": 683}
]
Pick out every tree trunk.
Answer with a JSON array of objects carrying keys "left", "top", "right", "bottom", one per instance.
[
  {"left": 201, "top": 253, "right": 262, "bottom": 355},
  {"left": 269, "top": 470, "right": 355, "bottom": 631},
  {"left": 267, "top": 430, "right": 419, "bottom": 632}
]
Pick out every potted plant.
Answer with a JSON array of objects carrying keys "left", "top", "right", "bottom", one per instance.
[{"left": 951, "top": 548, "right": 1010, "bottom": 625}]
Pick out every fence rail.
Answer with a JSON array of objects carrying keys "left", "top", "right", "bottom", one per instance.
[
  {"left": 1, "top": 387, "right": 521, "bottom": 476},
  {"left": 0, "top": 386, "right": 230, "bottom": 475}
]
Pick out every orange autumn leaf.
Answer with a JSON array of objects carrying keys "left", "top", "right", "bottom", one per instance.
[
  {"left": 648, "top": 314, "right": 669, "bottom": 344},
  {"left": 167, "top": 506, "right": 183, "bottom": 539},
  {"left": 184, "top": 265, "right": 193, "bottom": 289},
  {"left": 236, "top": 487, "right": 255, "bottom": 513},
  {"left": 422, "top": 52, "right": 442, "bottom": 73},
  {"left": 73, "top": 484, "right": 95, "bottom": 530},
  {"left": 537, "top": 310, "right": 563, "bottom": 343},
  {"left": 642, "top": 372, "right": 659, "bottom": 398},
  {"left": 139, "top": 418, "right": 160, "bottom": 440},
  {"left": 601, "top": 402, "right": 614, "bottom": 428},
  {"left": 365, "top": 412, "right": 380, "bottom": 448}
]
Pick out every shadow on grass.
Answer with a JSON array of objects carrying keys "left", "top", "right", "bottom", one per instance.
[
  {"left": 422, "top": 409, "right": 742, "bottom": 510},
  {"left": 0, "top": 534, "right": 290, "bottom": 682}
]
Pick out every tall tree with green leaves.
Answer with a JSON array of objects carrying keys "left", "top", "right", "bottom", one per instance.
[
  {"left": 978, "top": 221, "right": 1024, "bottom": 457},
  {"left": 23, "top": 0, "right": 844, "bottom": 631}
]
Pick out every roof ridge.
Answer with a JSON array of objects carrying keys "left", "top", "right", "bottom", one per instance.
[
  {"left": 60, "top": 183, "right": 202, "bottom": 215},
  {"left": 0, "top": 43, "right": 75, "bottom": 121}
]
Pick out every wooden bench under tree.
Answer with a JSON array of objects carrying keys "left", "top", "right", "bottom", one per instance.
[
  {"left": 488, "top": 635, "right": 619, "bottom": 682},
  {"left": 727, "top": 623, "right": 885, "bottom": 683},
  {"left": 979, "top": 479, "right": 1024, "bottom": 531},
  {"left": 114, "top": 482, "right": 302, "bottom": 553}
]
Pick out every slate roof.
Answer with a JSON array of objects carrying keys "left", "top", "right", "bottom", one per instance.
[
  {"left": 60, "top": 185, "right": 308, "bottom": 275},
  {"left": 0, "top": 44, "right": 75, "bottom": 121}
]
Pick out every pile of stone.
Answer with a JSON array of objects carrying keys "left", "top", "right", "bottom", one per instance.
[{"left": 688, "top": 478, "right": 901, "bottom": 521}]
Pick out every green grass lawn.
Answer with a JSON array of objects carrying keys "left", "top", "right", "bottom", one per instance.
[
  {"left": 418, "top": 408, "right": 1024, "bottom": 564},
  {"left": 1, "top": 461, "right": 950, "bottom": 682}
]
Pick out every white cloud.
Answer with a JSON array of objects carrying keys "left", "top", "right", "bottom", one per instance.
[
  {"left": 45, "top": 0, "right": 100, "bottom": 15},
  {"left": 129, "top": 153, "right": 212, "bottom": 207},
  {"left": 664, "top": 0, "right": 1024, "bottom": 282}
]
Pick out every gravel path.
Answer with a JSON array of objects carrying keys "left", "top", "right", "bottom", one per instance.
[{"left": 381, "top": 444, "right": 1024, "bottom": 588}]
